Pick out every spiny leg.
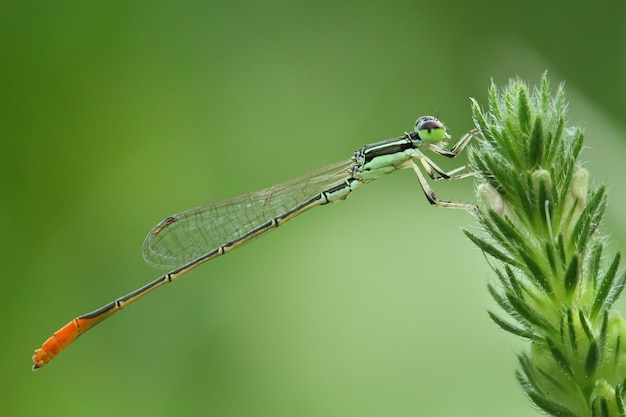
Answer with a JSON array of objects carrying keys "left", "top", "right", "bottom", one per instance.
[
  {"left": 429, "top": 128, "right": 480, "bottom": 158},
  {"left": 419, "top": 156, "right": 478, "bottom": 181},
  {"left": 409, "top": 160, "right": 477, "bottom": 211},
  {"left": 449, "top": 128, "right": 480, "bottom": 155},
  {"left": 419, "top": 127, "right": 480, "bottom": 181},
  {"left": 410, "top": 147, "right": 477, "bottom": 181}
]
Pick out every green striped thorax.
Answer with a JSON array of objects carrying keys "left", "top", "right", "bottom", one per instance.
[{"left": 348, "top": 116, "right": 447, "bottom": 184}]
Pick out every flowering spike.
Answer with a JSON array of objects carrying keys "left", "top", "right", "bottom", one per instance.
[{"left": 466, "top": 75, "right": 626, "bottom": 416}]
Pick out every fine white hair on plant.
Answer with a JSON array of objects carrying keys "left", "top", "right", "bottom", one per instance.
[{"left": 465, "top": 75, "right": 626, "bottom": 417}]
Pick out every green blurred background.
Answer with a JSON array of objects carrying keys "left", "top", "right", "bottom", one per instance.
[{"left": 2, "top": 1, "right": 625, "bottom": 416}]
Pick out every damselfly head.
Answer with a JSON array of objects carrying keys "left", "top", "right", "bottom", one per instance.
[{"left": 414, "top": 116, "right": 447, "bottom": 144}]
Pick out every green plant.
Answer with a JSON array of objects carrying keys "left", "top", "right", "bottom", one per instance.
[{"left": 465, "top": 75, "right": 626, "bottom": 417}]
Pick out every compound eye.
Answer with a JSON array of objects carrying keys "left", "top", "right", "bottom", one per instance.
[{"left": 414, "top": 116, "right": 447, "bottom": 144}]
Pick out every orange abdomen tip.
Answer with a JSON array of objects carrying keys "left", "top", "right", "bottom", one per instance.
[{"left": 32, "top": 319, "right": 82, "bottom": 370}]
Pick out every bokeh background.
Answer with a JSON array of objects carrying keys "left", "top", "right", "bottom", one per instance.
[{"left": 2, "top": 1, "right": 625, "bottom": 416}]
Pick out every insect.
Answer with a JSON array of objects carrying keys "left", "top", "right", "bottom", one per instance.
[{"left": 32, "top": 116, "right": 476, "bottom": 369}]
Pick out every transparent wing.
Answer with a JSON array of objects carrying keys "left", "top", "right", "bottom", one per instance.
[{"left": 142, "top": 159, "right": 355, "bottom": 269}]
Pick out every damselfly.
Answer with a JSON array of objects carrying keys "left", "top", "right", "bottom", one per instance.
[{"left": 32, "top": 116, "right": 477, "bottom": 369}]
